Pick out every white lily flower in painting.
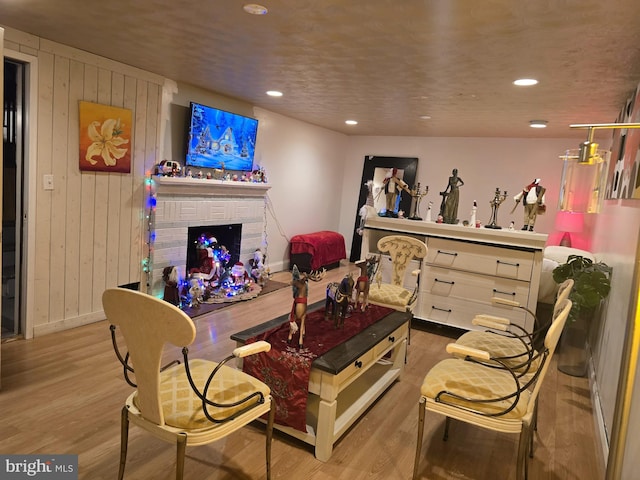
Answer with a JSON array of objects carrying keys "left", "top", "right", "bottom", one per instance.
[{"left": 85, "top": 118, "right": 129, "bottom": 166}]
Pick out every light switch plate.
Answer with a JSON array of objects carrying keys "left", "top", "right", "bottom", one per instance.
[{"left": 43, "top": 174, "right": 54, "bottom": 190}]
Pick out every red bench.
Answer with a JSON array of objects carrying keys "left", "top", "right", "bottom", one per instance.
[{"left": 290, "top": 231, "right": 346, "bottom": 273}]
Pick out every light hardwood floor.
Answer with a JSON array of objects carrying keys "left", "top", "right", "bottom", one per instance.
[{"left": 0, "top": 263, "right": 602, "bottom": 479}]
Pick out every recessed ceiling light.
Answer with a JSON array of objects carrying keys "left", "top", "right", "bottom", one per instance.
[
  {"left": 266, "top": 90, "right": 283, "bottom": 97},
  {"left": 529, "top": 120, "right": 548, "bottom": 128},
  {"left": 514, "top": 78, "right": 539, "bottom": 86},
  {"left": 243, "top": 4, "right": 268, "bottom": 15},
  {"left": 345, "top": 120, "right": 358, "bottom": 125},
  {"left": 419, "top": 115, "right": 431, "bottom": 120}
]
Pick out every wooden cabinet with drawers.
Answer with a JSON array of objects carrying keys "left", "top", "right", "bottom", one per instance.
[{"left": 362, "top": 216, "right": 547, "bottom": 332}]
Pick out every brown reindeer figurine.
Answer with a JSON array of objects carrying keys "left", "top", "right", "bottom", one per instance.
[
  {"left": 353, "top": 255, "right": 378, "bottom": 312},
  {"left": 288, "top": 265, "right": 309, "bottom": 349},
  {"left": 325, "top": 273, "right": 354, "bottom": 328}
]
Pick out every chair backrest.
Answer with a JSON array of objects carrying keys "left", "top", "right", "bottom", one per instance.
[
  {"left": 103, "top": 288, "right": 197, "bottom": 426},
  {"left": 555, "top": 278, "right": 574, "bottom": 312},
  {"left": 376, "top": 235, "right": 428, "bottom": 286},
  {"left": 526, "top": 298, "right": 572, "bottom": 414}
]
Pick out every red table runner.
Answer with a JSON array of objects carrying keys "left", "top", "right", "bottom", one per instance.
[{"left": 242, "top": 304, "right": 394, "bottom": 432}]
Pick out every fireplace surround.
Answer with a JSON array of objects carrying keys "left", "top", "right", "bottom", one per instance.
[{"left": 150, "top": 176, "right": 270, "bottom": 298}]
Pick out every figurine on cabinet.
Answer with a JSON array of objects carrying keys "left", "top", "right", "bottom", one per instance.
[
  {"left": 513, "top": 178, "right": 546, "bottom": 231},
  {"left": 408, "top": 183, "right": 429, "bottom": 220},
  {"left": 440, "top": 168, "right": 464, "bottom": 224},
  {"left": 357, "top": 180, "right": 377, "bottom": 235},
  {"left": 380, "top": 168, "right": 411, "bottom": 218},
  {"left": 425, "top": 201, "right": 433, "bottom": 222},
  {"left": 485, "top": 187, "right": 508, "bottom": 229}
]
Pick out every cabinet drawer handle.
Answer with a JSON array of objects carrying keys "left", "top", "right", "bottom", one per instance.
[
  {"left": 437, "top": 250, "right": 458, "bottom": 257},
  {"left": 355, "top": 360, "right": 363, "bottom": 368},
  {"left": 388, "top": 336, "right": 395, "bottom": 343},
  {"left": 432, "top": 306, "right": 452, "bottom": 313},
  {"left": 493, "top": 289, "right": 516, "bottom": 296},
  {"left": 435, "top": 278, "right": 455, "bottom": 285},
  {"left": 496, "top": 260, "right": 520, "bottom": 267}
]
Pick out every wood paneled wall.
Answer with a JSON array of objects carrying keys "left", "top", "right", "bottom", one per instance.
[{"left": 4, "top": 27, "right": 165, "bottom": 336}]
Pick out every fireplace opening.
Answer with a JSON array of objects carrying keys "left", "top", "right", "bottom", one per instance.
[
  {"left": 183, "top": 223, "right": 261, "bottom": 306},
  {"left": 186, "top": 223, "right": 242, "bottom": 277}
]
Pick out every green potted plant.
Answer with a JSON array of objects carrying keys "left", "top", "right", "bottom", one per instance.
[{"left": 552, "top": 254, "right": 612, "bottom": 376}]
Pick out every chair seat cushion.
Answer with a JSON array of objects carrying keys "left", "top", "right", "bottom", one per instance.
[
  {"left": 134, "top": 359, "right": 270, "bottom": 430},
  {"left": 368, "top": 283, "right": 413, "bottom": 307},
  {"left": 455, "top": 331, "right": 541, "bottom": 373},
  {"left": 421, "top": 358, "right": 531, "bottom": 419}
]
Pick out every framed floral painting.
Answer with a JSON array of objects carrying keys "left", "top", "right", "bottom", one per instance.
[{"left": 79, "top": 101, "right": 132, "bottom": 173}]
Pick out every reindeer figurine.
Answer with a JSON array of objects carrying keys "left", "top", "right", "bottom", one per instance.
[
  {"left": 353, "top": 255, "right": 379, "bottom": 312},
  {"left": 325, "top": 273, "right": 354, "bottom": 328},
  {"left": 288, "top": 265, "right": 309, "bottom": 349}
]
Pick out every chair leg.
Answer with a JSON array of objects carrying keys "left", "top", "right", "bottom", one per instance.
[
  {"left": 266, "top": 399, "right": 275, "bottom": 480},
  {"left": 516, "top": 425, "right": 531, "bottom": 480},
  {"left": 176, "top": 433, "right": 187, "bottom": 480},
  {"left": 412, "top": 397, "right": 426, "bottom": 480},
  {"left": 529, "top": 421, "right": 534, "bottom": 459},
  {"left": 524, "top": 423, "right": 532, "bottom": 480},
  {"left": 529, "top": 400, "right": 538, "bottom": 458},
  {"left": 443, "top": 417, "right": 451, "bottom": 441},
  {"left": 118, "top": 407, "right": 129, "bottom": 480}
]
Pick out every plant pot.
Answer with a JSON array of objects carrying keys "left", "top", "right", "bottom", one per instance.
[{"left": 557, "top": 313, "right": 590, "bottom": 377}]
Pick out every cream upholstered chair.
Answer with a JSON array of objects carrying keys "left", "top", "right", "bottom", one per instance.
[
  {"left": 412, "top": 298, "right": 572, "bottom": 480},
  {"left": 103, "top": 288, "right": 275, "bottom": 480},
  {"left": 367, "top": 235, "right": 428, "bottom": 312},
  {"left": 452, "top": 278, "right": 574, "bottom": 374},
  {"left": 450, "top": 280, "right": 574, "bottom": 443}
]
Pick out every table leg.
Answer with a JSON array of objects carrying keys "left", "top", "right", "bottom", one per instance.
[{"left": 315, "top": 397, "right": 337, "bottom": 461}]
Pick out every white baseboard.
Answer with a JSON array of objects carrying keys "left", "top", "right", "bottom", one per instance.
[
  {"left": 32, "top": 311, "right": 106, "bottom": 337},
  {"left": 270, "top": 260, "right": 286, "bottom": 273},
  {"left": 588, "top": 359, "right": 609, "bottom": 478}
]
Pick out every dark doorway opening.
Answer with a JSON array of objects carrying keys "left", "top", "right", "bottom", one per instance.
[{"left": 2, "top": 58, "right": 25, "bottom": 339}]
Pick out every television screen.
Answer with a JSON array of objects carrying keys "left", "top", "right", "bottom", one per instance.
[{"left": 185, "top": 102, "right": 258, "bottom": 171}]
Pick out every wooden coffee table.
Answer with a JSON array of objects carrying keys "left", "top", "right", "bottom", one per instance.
[{"left": 231, "top": 303, "right": 410, "bottom": 461}]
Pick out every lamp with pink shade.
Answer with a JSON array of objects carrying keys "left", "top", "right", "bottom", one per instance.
[{"left": 554, "top": 211, "right": 584, "bottom": 247}]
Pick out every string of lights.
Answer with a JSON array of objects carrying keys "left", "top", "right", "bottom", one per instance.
[{"left": 143, "top": 174, "right": 156, "bottom": 291}]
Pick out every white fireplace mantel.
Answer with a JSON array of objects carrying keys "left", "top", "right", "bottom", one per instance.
[
  {"left": 154, "top": 176, "right": 271, "bottom": 197},
  {"left": 150, "top": 176, "right": 270, "bottom": 298}
]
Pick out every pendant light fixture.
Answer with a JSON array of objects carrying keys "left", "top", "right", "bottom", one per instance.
[{"left": 558, "top": 123, "right": 640, "bottom": 213}]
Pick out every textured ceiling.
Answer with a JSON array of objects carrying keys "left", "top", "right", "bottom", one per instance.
[{"left": 2, "top": 0, "right": 640, "bottom": 139}]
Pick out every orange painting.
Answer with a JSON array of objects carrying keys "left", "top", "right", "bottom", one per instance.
[{"left": 79, "top": 101, "right": 132, "bottom": 173}]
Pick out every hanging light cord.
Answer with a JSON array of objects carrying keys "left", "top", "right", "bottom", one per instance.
[{"left": 265, "top": 192, "right": 290, "bottom": 243}]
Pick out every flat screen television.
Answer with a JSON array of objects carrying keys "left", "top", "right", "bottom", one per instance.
[{"left": 185, "top": 102, "right": 258, "bottom": 171}]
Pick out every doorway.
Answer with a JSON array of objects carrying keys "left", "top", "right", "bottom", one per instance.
[{"left": 2, "top": 58, "right": 25, "bottom": 339}]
